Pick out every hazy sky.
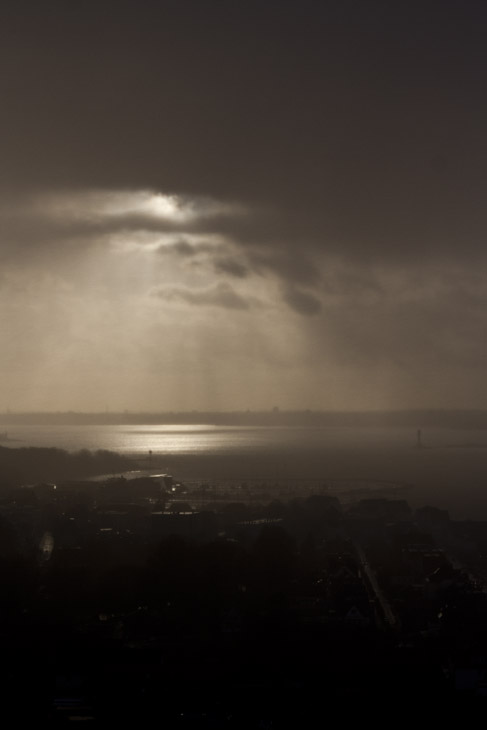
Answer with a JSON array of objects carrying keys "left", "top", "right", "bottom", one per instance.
[{"left": 1, "top": 0, "right": 487, "bottom": 412}]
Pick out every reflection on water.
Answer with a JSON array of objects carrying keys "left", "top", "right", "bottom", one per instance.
[
  {"left": 4, "top": 423, "right": 487, "bottom": 456},
  {"left": 3, "top": 424, "right": 487, "bottom": 519}
]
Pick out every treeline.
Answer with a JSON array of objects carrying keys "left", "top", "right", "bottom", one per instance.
[{"left": 0, "top": 446, "right": 134, "bottom": 485}]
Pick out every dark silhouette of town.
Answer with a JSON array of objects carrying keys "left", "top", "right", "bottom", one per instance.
[{"left": 2, "top": 444, "right": 487, "bottom": 724}]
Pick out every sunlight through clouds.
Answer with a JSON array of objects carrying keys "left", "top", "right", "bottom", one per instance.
[
  {"left": 35, "top": 190, "right": 245, "bottom": 224},
  {"left": 2, "top": 180, "right": 487, "bottom": 412}
]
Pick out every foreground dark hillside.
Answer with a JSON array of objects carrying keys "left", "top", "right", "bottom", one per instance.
[
  {"left": 1, "top": 470, "right": 487, "bottom": 723},
  {"left": 0, "top": 446, "right": 134, "bottom": 485}
]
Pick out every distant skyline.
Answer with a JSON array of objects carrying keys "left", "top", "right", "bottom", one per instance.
[
  {"left": 1, "top": 1, "right": 487, "bottom": 412},
  {"left": 4, "top": 409, "right": 487, "bottom": 433}
]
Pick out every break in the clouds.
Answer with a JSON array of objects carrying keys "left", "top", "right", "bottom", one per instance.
[
  {"left": 1, "top": 1, "right": 487, "bottom": 411},
  {"left": 0, "top": 187, "right": 322, "bottom": 317},
  {"left": 2, "top": 183, "right": 487, "bottom": 411},
  {"left": 37, "top": 190, "right": 245, "bottom": 225}
]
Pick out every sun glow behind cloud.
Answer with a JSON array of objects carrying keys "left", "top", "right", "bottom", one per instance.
[
  {"left": 35, "top": 190, "right": 245, "bottom": 224},
  {"left": 3, "top": 183, "right": 486, "bottom": 412},
  {"left": 0, "top": 187, "right": 317, "bottom": 411},
  {"left": 2, "top": 2, "right": 487, "bottom": 414}
]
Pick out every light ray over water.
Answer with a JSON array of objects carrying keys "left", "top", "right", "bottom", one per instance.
[{"left": 3, "top": 424, "right": 487, "bottom": 519}]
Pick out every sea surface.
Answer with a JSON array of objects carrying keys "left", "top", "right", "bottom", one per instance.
[{"left": 3, "top": 423, "right": 487, "bottom": 519}]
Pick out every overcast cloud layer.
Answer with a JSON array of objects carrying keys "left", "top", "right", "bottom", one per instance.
[{"left": 1, "top": 0, "right": 487, "bottom": 412}]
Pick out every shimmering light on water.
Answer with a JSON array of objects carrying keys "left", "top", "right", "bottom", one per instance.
[
  {"left": 4, "top": 423, "right": 487, "bottom": 456},
  {"left": 1, "top": 423, "right": 460, "bottom": 455},
  {"left": 4, "top": 424, "right": 487, "bottom": 518}
]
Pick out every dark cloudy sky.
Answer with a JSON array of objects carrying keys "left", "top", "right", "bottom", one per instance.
[{"left": 1, "top": 0, "right": 487, "bottom": 411}]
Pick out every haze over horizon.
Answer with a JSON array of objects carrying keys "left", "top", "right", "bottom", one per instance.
[{"left": 2, "top": 1, "right": 486, "bottom": 413}]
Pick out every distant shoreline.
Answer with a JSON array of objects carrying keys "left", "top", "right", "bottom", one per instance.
[{"left": 2, "top": 409, "right": 487, "bottom": 429}]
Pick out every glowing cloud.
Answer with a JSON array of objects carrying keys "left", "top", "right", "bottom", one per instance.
[{"left": 36, "top": 190, "right": 244, "bottom": 225}]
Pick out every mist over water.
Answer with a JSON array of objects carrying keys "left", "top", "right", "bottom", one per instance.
[{"left": 4, "top": 424, "right": 487, "bottom": 519}]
